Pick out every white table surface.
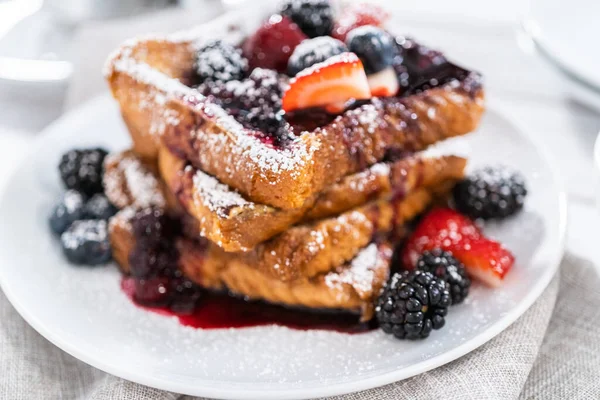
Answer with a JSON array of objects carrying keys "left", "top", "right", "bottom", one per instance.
[{"left": 0, "top": 0, "right": 598, "bottom": 290}]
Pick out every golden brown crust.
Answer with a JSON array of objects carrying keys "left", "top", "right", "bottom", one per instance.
[
  {"left": 161, "top": 87, "right": 483, "bottom": 210},
  {"left": 103, "top": 150, "right": 182, "bottom": 214},
  {"left": 105, "top": 25, "right": 484, "bottom": 210},
  {"left": 159, "top": 146, "right": 466, "bottom": 251},
  {"left": 237, "top": 187, "right": 438, "bottom": 282},
  {"left": 107, "top": 216, "right": 392, "bottom": 320},
  {"left": 179, "top": 239, "right": 393, "bottom": 321}
]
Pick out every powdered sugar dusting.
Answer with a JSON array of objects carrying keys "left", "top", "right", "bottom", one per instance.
[
  {"left": 191, "top": 167, "right": 254, "bottom": 217},
  {"left": 325, "top": 244, "right": 379, "bottom": 296},
  {"left": 103, "top": 153, "right": 166, "bottom": 209}
]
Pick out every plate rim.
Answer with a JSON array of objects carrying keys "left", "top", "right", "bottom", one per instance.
[{"left": 0, "top": 94, "right": 568, "bottom": 400}]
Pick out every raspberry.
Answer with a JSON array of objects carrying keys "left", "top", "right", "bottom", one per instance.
[{"left": 242, "top": 14, "right": 307, "bottom": 73}]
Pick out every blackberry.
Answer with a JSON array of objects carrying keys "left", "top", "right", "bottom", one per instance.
[
  {"left": 60, "top": 220, "right": 112, "bottom": 265},
  {"left": 198, "top": 68, "right": 290, "bottom": 144},
  {"left": 287, "top": 36, "right": 347, "bottom": 76},
  {"left": 131, "top": 207, "right": 178, "bottom": 247},
  {"left": 49, "top": 190, "right": 86, "bottom": 235},
  {"left": 376, "top": 270, "right": 450, "bottom": 340},
  {"left": 416, "top": 249, "right": 470, "bottom": 305},
  {"left": 128, "top": 245, "right": 178, "bottom": 278},
  {"left": 58, "top": 148, "right": 108, "bottom": 196},
  {"left": 281, "top": 0, "right": 334, "bottom": 38},
  {"left": 194, "top": 40, "right": 248, "bottom": 83},
  {"left": 453, "top": 166, "right": 527, "bottom": 220},
  {"left": 84, "top": 194, "right": 117, "bottom": 220}
]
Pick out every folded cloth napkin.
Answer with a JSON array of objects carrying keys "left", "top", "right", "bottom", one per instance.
[
  {"left": 2, "top": 6, "right": 599, "bottom": 400},
  {"left": 6, "top": 256, "right": 600, "bottom": 400}
]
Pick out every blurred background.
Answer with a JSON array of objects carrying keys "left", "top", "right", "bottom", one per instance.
[{"left": 0, "top": 0, "right": 599, "bottom": 226}]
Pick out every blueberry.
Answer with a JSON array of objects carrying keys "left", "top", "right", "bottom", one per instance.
[
  {"left": 84, "top": 194, "right": 117, "bottom": 220},
  {"left": 281, "top": 0, "right": 334, "bottom": 38},
  {"left": 60, "top": 220, "right": 111, "bottom": 265},
  {"left": 58, "top": 148, "right": 108, "bottom": 196},
  {"left": 346, "top": 26, "right": 397, "bottom": 74},
  {"left": 194, "top": 40, "right": 248, "bottom": 83},
  {"left": 49, "top": 190, "right": 86, "bottom": 235},
  {"left": 287, "top": 36, "right": 348, "bottom": 76}
]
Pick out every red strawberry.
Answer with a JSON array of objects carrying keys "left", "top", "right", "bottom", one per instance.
[
  {"left": 332, "top": 4, "right": 391, "bottom": 41},
  {"left": 242, "top": 14, "right": 307, "bottom": 73},
  {"left": 402, "top": 208, "right": 514, "bottom": 287},
  {"left": 282, "top": 52, "right": 371, "bottom": 113}
]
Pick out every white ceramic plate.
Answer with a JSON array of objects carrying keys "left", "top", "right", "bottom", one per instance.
[
  {"left": 0, "top": 94, "right": 566, "bottom": 399},
  {"left": 523, "top": 0, "right": 600, "bottom": 91}
]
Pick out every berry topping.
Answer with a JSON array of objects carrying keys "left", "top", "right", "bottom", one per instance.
[
  {"left": 402, "top": 208, "right": 515, "bottom": 287},
  {"left": 84, "top": 194, "right": 117, "bottom": 220},
  {"left": 131, "top": 207, "right": 178, "bottom": 247},
  {"left": 129, "top": 245, "right": 178, "bottom": 278},
  {"left": 282, "top": 52, "right": 371, "bottom": 113},
  {"left": 194, "top": 40, "right": 248, "bottom": 83},
  {"left": 280, "top": 0, "right": 334, "bottom": 38},
  {"left": 49, "top": 190, "right": 86, "bottom": 235},
  {"left": 242, "top": 14, "right": 307, "bottom": 73},
  {"left": 287, "top": 36, "right": 348, "bottom": 76},
  {"left": 398, "top": 37, "right": 447, "bottom": 75},
  {"left": 198, "top": 68, "right": 290, "bottom": 144},
  {"left": 332, "top": 4, "right": 390, "bottom": 41},
  {"left": 58, "top": 148, "right": 108, "bottom": 196},
  {"left": 346, "top": 26, "right": 397, "bottom": 75},
  {"left": 416, "top": 249, "right": 471, "bottom": 305},
  {"left": 453, "top": 166, "right": 527, "bottom": 220},
  {"left": 127, "top": 208, "right": 203, "bottom": 312},
  {"left": 376, "top": 270, "right": 451, "bottom": 340},
  {"left": 60, "top": 220, "right": 112, "bottom": 265},
  {"left": 366, "top": 67, "right": 399, "bottom": 97},
  {"left": 133, "top": 276, "right": 171, "bottom": 306}
]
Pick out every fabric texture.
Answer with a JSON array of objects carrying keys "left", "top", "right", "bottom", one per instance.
[
  {"left": 6, "top": 257, "right": 600, "bottom": 399},
  {"left": 1, "top": 7, "right": 599, "bottom": 400}
]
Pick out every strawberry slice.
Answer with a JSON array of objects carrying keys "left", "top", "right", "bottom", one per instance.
[
  {"left": 242, "top": 14, "right": 307, "bottom": 73},
  {"left": 402, "top": 208, "right": 514, "bottom": 287},
  {"left": 332, "top": 4, "right": 391, "bottom": 41},
  {"left": 282, "top": 52, "right": 371, "bottom": 113}
]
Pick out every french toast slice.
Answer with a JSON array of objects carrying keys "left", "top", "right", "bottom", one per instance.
[
  {"left": 111, "top": 179, "right": 451, "bottom": 282},
  {"left": 232, "top": 183, "right": 455, "bottom": 282},
  {"left": 159, "top": 146, "right": 466, "bottom": 251},
  {"left": 104, "top": 9, "right": 484, "bottom": 210},
  {"left": 178, "top": 239, "right": 393, "bottom": 321},
  {"left": 109, "top": 209, "right": 392, "bottom": 320},
  {"left": 103, "top": 150, "right": 182, "bottom": 213}
]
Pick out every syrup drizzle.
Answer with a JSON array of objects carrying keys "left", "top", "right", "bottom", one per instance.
[{"left": 122, "top": 278, "right": 376, "bottom": 333}]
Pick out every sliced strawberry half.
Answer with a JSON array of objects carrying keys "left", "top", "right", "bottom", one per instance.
[
  {"left": 282, "top": 52, "right": 371, "bottom": 113},
  {"left": 332, "top": 4, "right": 391, "bottom": 41},
  {"left": 242, "top": 14, "right": 307, "bottom": 73},
  {"left": 367, "top": 67, "right": 399, "bottom": 97},
  {"left": 402, "top": 208, "right": 514, "bottom": 287}
]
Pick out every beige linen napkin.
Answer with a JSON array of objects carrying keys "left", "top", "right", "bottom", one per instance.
[{"left": 2, "top": 7, "right": 599, "bottom": 400}]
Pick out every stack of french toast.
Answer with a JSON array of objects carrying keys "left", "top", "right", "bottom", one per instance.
[{"left": 102, "top": 1, "right": 485, "bottom": 321}]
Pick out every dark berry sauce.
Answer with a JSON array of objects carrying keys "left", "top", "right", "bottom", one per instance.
[
  {"left": 124, "top": 208, "right": 375, "bottom": 334},
  {"left": 121, "top": 278, "right": 375, "bottom": 333},
  {"left": 189, "top": 36, "right": 480, "bottom": 147}
]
